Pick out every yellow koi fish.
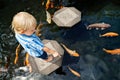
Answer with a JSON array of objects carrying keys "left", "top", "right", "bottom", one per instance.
[
  {"left": 68, "top": 66, "right": 81, "bottom": 77},
  {"left": 61, "top": 43, "right": 80, "bottom": 57},
  {"left": 103, "top": 48, "right": 120, "bottom": 55},
  {"left": 99, "top": 32, "right": 119, "bottom": 37},
  {"left": 87, "top": 22, "right": 111, "bottom": 30}
]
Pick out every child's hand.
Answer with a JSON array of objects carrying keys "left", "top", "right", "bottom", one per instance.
[{"left": 52, "top": 52, "right": 61, "bottom": 57}]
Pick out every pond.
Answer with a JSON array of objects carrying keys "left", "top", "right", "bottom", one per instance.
[{"left": 0, "top": 0, "right": 120, "bottom": 80}]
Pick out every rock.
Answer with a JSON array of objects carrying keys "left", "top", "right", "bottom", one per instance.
[{"left": 28, "top": 39, "right": 64, "bottom": 75}]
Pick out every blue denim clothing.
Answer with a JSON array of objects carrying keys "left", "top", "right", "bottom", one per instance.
[{"left": 15, "top": 33, "right": 44, "bottom": 57}]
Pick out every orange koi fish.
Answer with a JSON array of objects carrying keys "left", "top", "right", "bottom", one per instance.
[
  {"left": 14, "top": 44, "right": 30, "bottom": 66},
  {"left": 61, "top": 43, "right": 80, "bottom": 57},
  {"left": 24, "top": 53, "right": 30, "bottom": 66},
  {"left": 35, "top": 23, "right": 43, "bottom": 36},
  {"left": 103, "top": 48, "right": 120, "bottom": 55},
  {"left": 87, "top": 22, "right": 111, "bottom": 30},
  {"left": 46, "top": 0, "right": 50, "bottom": 10},
  {"left": 14, "top": 44, "right": 21, "bottom": 64},
  {"left": 99, "top": 32, "right": 119, "bottom": 37},
  {"left": 68, "top": 66, "right": 81, "bottom": 77}
]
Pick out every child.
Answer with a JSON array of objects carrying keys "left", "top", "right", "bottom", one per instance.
[{"left": 11, "top": 12, "right": 60, "bottom": 69}]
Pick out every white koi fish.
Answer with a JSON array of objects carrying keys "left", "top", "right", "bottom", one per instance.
[{"left": 87, "top": 22, "right": 111, "bottom": 30}]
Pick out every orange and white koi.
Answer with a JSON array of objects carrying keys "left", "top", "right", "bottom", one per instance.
[
  {"left": 61, "top": 43, "right": 80, "bottom": 57},
  {"left": 99, "top": 32, "right": 119, "bottom": 37},
  {"left": 68, "top": 66, "right": 81, "bottom": 77},
  {"left": 103, "top": 48, "right": 120, "bottom": 55},
  {"left": 46, "top": 10, "right": 52, "bottom": 24},
  {"left": 87, "top": 22, "right": 111, "bottom": 30}
]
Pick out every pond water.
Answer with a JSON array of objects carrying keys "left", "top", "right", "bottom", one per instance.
[{"left": 0, "top": 0, "right": 120, "bottom": 80}]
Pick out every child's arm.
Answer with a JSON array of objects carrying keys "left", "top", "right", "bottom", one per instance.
[{"left": 42, "top": 46, "right": 60, "bottom": 57}]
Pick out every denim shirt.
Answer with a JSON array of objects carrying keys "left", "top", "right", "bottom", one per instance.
[{"left": 15, "top": 33, "right": 44, "bottom": 57}]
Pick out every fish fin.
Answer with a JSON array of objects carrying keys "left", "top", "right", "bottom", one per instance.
[
  {"left": 96, "top": 28, "right": 99, "bottom": 30},
  {"left": 101, "top": 28, "right": 105, "bottom": 30},
  {"left": 103, "top": 48, "right": 106, "bottom": 51},
  {"left": 86, "top": 27, "right": 89, "bottom": 30},
  {"left": 87, "top": 27, "right": 92, "bottom": 30}
]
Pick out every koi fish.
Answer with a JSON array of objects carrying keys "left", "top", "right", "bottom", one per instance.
[
  {"left": 14, "top": 45, "right": 30, "bottom": 66},
  {"left": 24, "top": 53, "right": 30, "bottom": 66},
  {"left": 14, "top": 44, "right": 21, "bottom": 64},
  {"left": 46, "top": 10, "right": 52, "bottom": 24},
  {"left": 46, "top": 0, "right": 50, "bottom": 10},
  {"left": 35, "top": 23, "right": 43, "bottom": 36},
  {"left": 68, "top": 66, "right": 81, "bottom": 77},
  {"left": 61, "top": 43, "right": 80, "bottom": 57},
  {"left": 103, "top": 48, "right": 120, "bottom": 55},
  {"left": 99, "top": 32, "right": 119, "bottom": 37},
  {"left": 87, "top": 22, "right": 111, "bottom": 30}
]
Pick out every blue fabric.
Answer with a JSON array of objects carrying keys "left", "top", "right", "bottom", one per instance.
[
  {"left": 36, "top": 51, "right": 48, "bottom": 59},
  {"left": 15, "top": 33, "right": 44, "bottom": 57}
]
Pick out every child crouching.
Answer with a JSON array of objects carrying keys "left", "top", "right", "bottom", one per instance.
[{"left": 11, "top": 12, "right": 60, "bottom": 72}]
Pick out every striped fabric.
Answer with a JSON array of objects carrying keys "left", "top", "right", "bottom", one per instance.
[{"left": 15, "top": 33, "right": 44, "bottom": 57}]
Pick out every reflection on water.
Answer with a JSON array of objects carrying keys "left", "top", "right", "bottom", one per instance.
[{"left": 0, "top": 0, "right": 120, "bottom": 80}]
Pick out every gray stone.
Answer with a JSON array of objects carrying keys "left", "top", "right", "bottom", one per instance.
[
  {"left": 29, "top": 39, "right": 64, "bottom": 75},
  {"left": 52, "top": 7, "right": 81, "bottom": 27}
]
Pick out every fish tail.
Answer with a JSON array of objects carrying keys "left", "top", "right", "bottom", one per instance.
[
  {"left": 86, "top": 27, "right": 88, "bottom": 29},
  {"left": 99, "top": 34, "right": 102, "bottom": 37},
  {"left": 103, "top": 48, "right": 106, "bottom": 51},
  {"left": 60, "top": 43, "right": 65, "bottom": 48}
]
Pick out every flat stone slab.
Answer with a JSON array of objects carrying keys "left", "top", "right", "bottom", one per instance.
[
  {"left": 29, "top": 39, "right": 64, "bottom": 75},
  {"left": 52, "top": 7, "right": 81, "bottom": 27}
]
